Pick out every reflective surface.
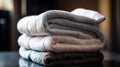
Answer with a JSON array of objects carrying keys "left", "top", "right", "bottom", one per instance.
[
  {"left": 0, "top": 51, "right": 120, "bottom": 67},
  {"left": 0, "top": 52, "right": 19, "bottom": 67}
]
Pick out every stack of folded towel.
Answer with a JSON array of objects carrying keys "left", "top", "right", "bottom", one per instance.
[{"left": 17, "top": 8, "right": 105, "bottom": 66}]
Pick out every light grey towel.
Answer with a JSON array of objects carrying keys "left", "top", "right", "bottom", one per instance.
[
  {"left": 17, "top": 8, "right": 105, "bottom": 42},
  {"left": 18, "top": 34, "right": 103, "bottom": 52},
  {"left": 19, "top": 47, "right": 103, "bottom": 66}
]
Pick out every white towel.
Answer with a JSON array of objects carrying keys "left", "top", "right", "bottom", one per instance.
[{"left": 71, "top": 8, "right": 105, "bottom": 23}]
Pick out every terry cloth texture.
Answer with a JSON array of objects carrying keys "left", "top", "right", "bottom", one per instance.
[
  {"left": 17, "top": 9, "right": 105, "bottom": 42},
  {"left": 19, "top": 47, "right": 103, "bottom": 66},
  {"left": 18, "top": 34, "right": 103, "bottom": 52}
]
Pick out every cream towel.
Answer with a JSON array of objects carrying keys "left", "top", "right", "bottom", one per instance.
[{"left": 18, "top": 34, "right": 103, "bottom": 52}]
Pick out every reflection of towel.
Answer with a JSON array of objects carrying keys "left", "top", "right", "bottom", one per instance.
[
  {"left": 18, "top": 34, "right": 103, "bottom": 52},
  {"left": 17, "top": 8, "right": 105, "bottom": 42},
  {"left": 19, "top": 58, "right": 43, "bottom": 67},
  {"left": 19, "top": 47, "right": 103, "bottom": 66},
  {"left": 19, "top": 57, "right": 103, "bottom": 67}
]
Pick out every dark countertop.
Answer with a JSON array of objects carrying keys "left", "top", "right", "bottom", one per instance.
[
  {"left": 0, "top": 52, "right": 19, "bottom": 67},
  {"left": 0, "top": 51, "right": 120, "bottom": 67}
]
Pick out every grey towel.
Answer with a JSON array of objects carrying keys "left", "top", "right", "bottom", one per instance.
[
  {"left": 17, "top": 9, "right": 105, "bottom": 42},
  {"left": 19, "top": 47, "right": 103, "bottom": 66}
]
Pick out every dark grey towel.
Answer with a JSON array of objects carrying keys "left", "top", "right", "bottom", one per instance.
[{"left": 19, "top": 47, "right": 103, "bottom": 66}]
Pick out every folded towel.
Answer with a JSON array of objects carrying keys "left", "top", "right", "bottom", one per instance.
[
  {"left": 19, "top": 47, "right": 103, "bottom": 66},
  {"left": 17, "top": 9, "right": 105, "bottom": 42},
  {"left": 19, "top": 57, "right": 103, "bottom": 67},
  {"left": 18, "top": 34, "right": 103, "bottom": 52}
]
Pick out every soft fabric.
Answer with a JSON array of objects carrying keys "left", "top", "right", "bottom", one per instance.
[
  {"left": 17, "top": 9, "right": 105, "bottom": 42},
  {"left": 19, "top": 47, "right": 103, "bottom": 66},
  {"left": 18, "top": 34, "right": 104, "bottom": 52},
  {"left": 71, "top": 8, "right": 105, "bottom": 23}
]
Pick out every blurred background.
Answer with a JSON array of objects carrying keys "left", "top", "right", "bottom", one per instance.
[{"left": 0, "top": 0, "right": 119, "bottom": 53}]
